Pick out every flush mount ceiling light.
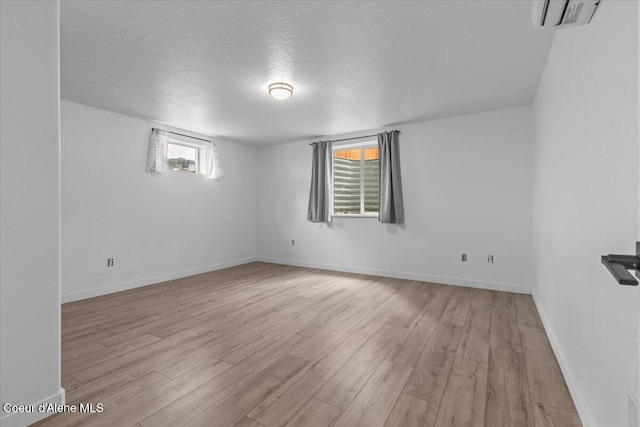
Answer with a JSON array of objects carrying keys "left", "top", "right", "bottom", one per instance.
[{"left": 268, "top": 82, "right": 293, "bottom": 100}]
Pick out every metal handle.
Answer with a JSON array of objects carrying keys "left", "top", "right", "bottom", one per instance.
[{"left": 601, "top": 242, "right": 640, "bottom": 286}]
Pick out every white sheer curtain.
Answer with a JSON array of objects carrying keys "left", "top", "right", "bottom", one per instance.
[
  {"left": 206, "top": 140, "right": 224, "bottom": 180},
  {"left": 146, "top": 127, "right": 224, "bottom": 179},
  {"left": 145, "top": 128, "right": 169, "bottom": 173}
]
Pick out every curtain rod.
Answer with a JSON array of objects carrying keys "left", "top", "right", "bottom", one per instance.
[
  {"left": 309, "top": 130, "right": 400, "bottom": 145},
  {"left": 153, "top": 128, "right": 210, "bottom": 143}
]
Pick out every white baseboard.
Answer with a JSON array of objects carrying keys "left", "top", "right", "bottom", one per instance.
[
  {"left": 0, "top": 387, "right": 65, "bottom": 427},
  {"left": 531, "top": 292, "right": 595, "bottom": 427},
  {"left": 257, "top": 256, "right": 531, "bottom": 294},
  {"left": 61, "top": 257, "right": 257, "bottom": 303},
  {"left": 62, "top": 256, "right": 530, "bottom": 303}
]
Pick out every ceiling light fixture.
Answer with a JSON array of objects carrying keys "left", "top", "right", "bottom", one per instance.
[{"left": 268, "top": 82, "right": 293, "bottom": 100}]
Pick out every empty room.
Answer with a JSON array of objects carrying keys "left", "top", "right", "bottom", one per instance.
[{"left": 1, "top": 1, "right": 639, "bottom": 426}]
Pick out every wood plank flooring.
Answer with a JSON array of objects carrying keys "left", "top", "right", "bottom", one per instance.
[{"left": 34, "top": 262, "right": 580, "bottom": 427}]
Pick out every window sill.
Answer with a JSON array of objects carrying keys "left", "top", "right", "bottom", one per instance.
[{"left": 331, "top": 214, "right": 379, "bottom": 219}]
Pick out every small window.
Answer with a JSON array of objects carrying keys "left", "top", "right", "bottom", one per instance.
[
  {"left": 333, "top": 142, "right": 379, "bottom": 216},
  {"left": 166, "top": 139, "right": 202, "bottom": 174}
]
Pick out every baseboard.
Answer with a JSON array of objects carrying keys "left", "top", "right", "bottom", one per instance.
[
  {"left": 0, "top": 387, "right": 65, "bottom": 427},
  {"left": 61, "top": 257, "right": 257, "bottom": 303},
  {"left": 256, "top": 256, "right": 531, "bottom": 294},
  {"left": 531, "top": 292, "right": 595, "bottom": 427}
]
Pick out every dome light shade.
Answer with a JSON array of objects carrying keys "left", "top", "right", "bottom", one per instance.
[{"left": 269, "top": 82, "right": 293, "bottom": 100}]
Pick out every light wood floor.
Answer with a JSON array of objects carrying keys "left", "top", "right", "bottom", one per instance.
[{"left": 35, "top": 262, "right": 581, "bottom": 427}]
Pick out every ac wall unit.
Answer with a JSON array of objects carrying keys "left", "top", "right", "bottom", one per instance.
[{"left": 532, "top": 0, "right": 601, "bottom": 28}]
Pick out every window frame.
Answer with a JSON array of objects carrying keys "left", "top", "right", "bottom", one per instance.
[
  {"left": 331, "top": 140, "right": 379, "bottom": 218},
  {"left": 166, "top": 137, "right": 205, "bottom": 175}
]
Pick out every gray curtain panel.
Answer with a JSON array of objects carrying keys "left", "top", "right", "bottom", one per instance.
[
  {"left": 307, "top": 140, "right": 333, "bottom": 223},
  {"left": 378, "top": 131, "right": 404, "bottom": 223}
]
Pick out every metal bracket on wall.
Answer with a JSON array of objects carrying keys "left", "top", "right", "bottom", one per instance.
[{"left": 601, "top": 242, "right": 640, "bottom": 286}]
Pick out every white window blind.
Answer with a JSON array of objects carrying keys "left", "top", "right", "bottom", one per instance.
[{"left": 333, "top": 143, "right": 379, "bottom": 215}]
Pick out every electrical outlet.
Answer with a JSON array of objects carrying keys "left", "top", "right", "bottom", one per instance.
[
  {"left": 488, "top": 255, "right": 494, "bottom": 264},
  {"left": 461, "top": 254, "right": 467, "bottom": 262},
  {"left": 630, "top": 393, "right": 639, "bottom": 427},
  {"left": 107, "top": 258, "right": 114, "bottom": 267},
  {"left": 291, "top": 240, "right": 295, "bottom": 246}
]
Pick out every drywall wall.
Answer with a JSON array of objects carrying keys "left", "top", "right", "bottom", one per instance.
[
  {"left": 532, "top": 1, "right": 639, "bottom": 426},
  {"left": 60, "top": 100, "right": 258, "bottom": 302},
  {"left": 0, "top": 1, "right": 64, "bottom": 426},
  {"left": 257, "top": 106, "right": 533, "bottom": 293}
]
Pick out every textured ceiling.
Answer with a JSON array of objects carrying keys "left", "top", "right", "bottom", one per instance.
[{"left": 61, "top": 1, "right": 555, "bottom": 146}]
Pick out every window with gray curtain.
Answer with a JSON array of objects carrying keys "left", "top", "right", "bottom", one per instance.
[
  {"left": 308, "top": 131, "right": 403, "bottom": 224},
  {"left": 378, "top": 130, "right": 404, "bottom": 224}
]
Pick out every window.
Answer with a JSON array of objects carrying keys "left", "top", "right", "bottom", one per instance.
[
  {"left": 166, "top": 139, "right": 203, "bottom": 174},
  {"left": 333, "top": 142, "right": 379, "bottom": 216}
]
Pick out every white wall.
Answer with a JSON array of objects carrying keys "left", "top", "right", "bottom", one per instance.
[
  {"left": 61, "top": 100, "right": 258, "bottom": 302},
  {"left": 0, "top": 1, "right": 64, "bottom": 426},
  {"left": 532, "top": 2, "right": 639, "bottom": 426},
  {"left": 257, "top": 106, "right": 533, "bottom": 293}
]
